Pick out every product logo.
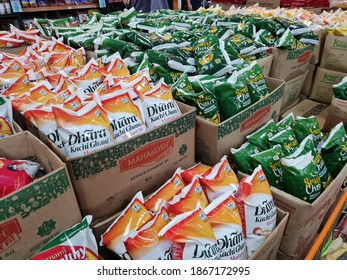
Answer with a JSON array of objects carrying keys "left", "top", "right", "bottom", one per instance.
[
  {"left": 240, "top": 105, "right": 271, "bottom": 133},
  {"left": 119, "top": 136, "right": 174, "bottom": 172},
  {"left": 298, "top": 51, "right": 311, "bottom": 63},
  {"left": 0, "top": 218, "right": 22, "bottom": 254},
  {"left": 37, "top": 219, "right": 56, "bottom": 237}
]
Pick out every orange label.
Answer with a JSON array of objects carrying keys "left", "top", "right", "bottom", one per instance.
[
  {"left": 119, "top": 136, "right": 174, "bottom": 172},
  {"left": 240, "top": 105, "right": 271, "bottom": 133}
]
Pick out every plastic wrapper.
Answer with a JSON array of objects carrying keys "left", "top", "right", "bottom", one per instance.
[
  {"left": 100, "top": 192, "right": 153, "bottom": 259},
  {"left": 158, "top": 204, "right": 220, "bottom": 260},
  {"left": 235, "top": 165, "right": 277, "bottom": 257},
  {"left": 204, "top": 191, "right": 248, "bottom": 260},
  {"left": 230, "top": 142, "right": 262, "bottom": 174},
  {"left": 31, "top": 216, "right": 99, "bottom": 260},
  {"left": 0, "top": 158, "right": 41, "bottom": 198},
  {"left": 199, "top": 155, "right": 239, "bottom": 201},
  {"left": 0, "top": 96, "right": 15, "bottom": 138},
  {"left": 281, "top": 151, "right": 322, "bottom": 203}
]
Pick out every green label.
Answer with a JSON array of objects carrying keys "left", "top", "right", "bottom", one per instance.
[
  {"left": 71, "top": 112, "right": 196, "bottom": 180},
  {"left": 333, "top": 38, "right": 347, "bottom": 49},
  {"left": 218, "top": 83, "right": 284, "bottom": 140},
  {"left": 287, "top": 45, "right": 314, "bottom": 60},
  {"left": 322, "top": 73, "right": 341, "bottom": 84},
  {"left": 37, "top": 219, "right": 56, "bottom": 237},
  {"left": 0, "top": 169, "right": 70, "bottom": 221}
]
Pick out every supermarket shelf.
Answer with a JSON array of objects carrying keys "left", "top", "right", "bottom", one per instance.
[
  {"left": 22, "top": 4, "right": 99, "bottom": 13},
  {"left": 0, "top": 13, "right": 24, "bottom": 30}
]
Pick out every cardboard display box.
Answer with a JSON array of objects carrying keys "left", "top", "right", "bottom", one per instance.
[
  {"left": 281, "top": 98, "right": 330, "bottom": 129},
  {"left": 268, "top": 45, "right": 313, "bottom": 81},
  {"left": 310, "top": 67, "right": 347, "bottom": 104},
  {"left": 41, "top": 102, "right": 196, "bottom": 225},
  {"left": 0, "top": 132, "right": 82, "bottom": 260},
  {"left": 91, "top": 207, "right": 288, "bottom": 260},
  {"left": 195, "top": 77, "right": 285, "bottom": 166},
  {"left": 256, "top": 54, "right": 273, "bottom": 77},
  {"left": 239, "top": 163, "right": 347, "bottom": 257},
  {"left": 311, "top": 29, "right": 327, "bottom": 65},
  {"left": 301, "top": 64, "right": 317, "bottom": 96},
  {"left": 323, "top": 97, "right": 347, "bottom": 131},
  {"left": 321, "top": 34, "right": 347, "bottom": 73},
  {"left": 280, "top": 70, "right": 308, "bottom": 113}
]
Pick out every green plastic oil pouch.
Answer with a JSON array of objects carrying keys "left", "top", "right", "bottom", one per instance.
[
  {"left": 294, "top": 115, "right": 324, "bottom": 144},
  {"left": 230, "top": 141, "right": 263, "bottom": 174},
  {"left": 287, "top": 135, "right": 331, "bottom": 189},
  {"left": 243, "top": 61, "right": 269, "bottom": 103},
  {"left": 171, "top": 72, "right": 195, "bottom": 100},
  {"left": 321, "top": 122, "right": 347, "bottom": 178},
  {"left": 281, "top": 151, "right": 322, "bottom": 203},
  {"left": 250, "top": 144, "right": 284, "bottom": 189},
  {"left": 254, "top": 29, "right": 276, "bottom": 47},
  {"left": 333, "top": 77, "right": 347, "bottom": 100},
  {"left": 177, "top": 88, "right": 221, "bottom": 124},
  {"left": 153, "top": 64, "right": 183, "bottom": 85},
  {"left": 276, "top": 112, "right": 296, "bottom": 130},
  {"left": 268, "top": 127, "right": 299, "bottom": 156},
  {"left": 246, "top": 119, "right": 279, "bottom": 150},
  {"left": 214, "top": 68, "right": 252, "bottom": 119},
  {"left": 275, "top": 29, "right": 304, "bottom": 50}
]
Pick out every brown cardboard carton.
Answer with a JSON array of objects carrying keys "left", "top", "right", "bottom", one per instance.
[
  {"left": 0, "top": 132, "right": 82, "bottom": 260},
  {"left": 281, "top": 99, "right": 329, "bottom": 129},
  {"left": 270, "top": 164, "right": 345, "bottom": 256},
  {"left": 256, "top": 54, "right": 273, "bottom": 77},
  {"left": 246, "top": 0, "right": 280, "bottom": 7},
  {"left": 0, "top": 45, "right": 30, "bottom": 55},
  {"left": 280, "top": 70, "right": 308, "bottom": 112},
  {"left": 301, "top": 64, "right": 317, "bottom": 96},
  {"left": 268, "top": 45, "right": 313, "bottom": 81},
  {"left": 238, "top": 163, "right": 347, "bottom": 257},
  {"left": 310, "top": 67, "right": 347, "bottom": 104},
  {"left": 43, "top": 102, "right": 196, "bottom": 225},
  {"left": 321, "top": 34, "right": 347, "bottom": 73},
  {"left": 196, "top": 77, "right": 285, "bottom": 166},
  {"left": 91, "top": 207, "right": 288, "bottom": 260},
  {"left": 311, "top": 29, "right": 327, "bottom": 65},
  {"left": 323, "top": 97, "right": 347, "bottom": 131}
]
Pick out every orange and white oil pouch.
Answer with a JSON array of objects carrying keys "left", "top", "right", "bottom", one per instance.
[
  {"left": 199, "top": 155, "right": 239, "bottom": 202},
  {"left": 99, "top": 89, "right": 147, "bottom": 142},
  {"left": 0, "top": 37, "right": 24, "bottom": 48},
  {"left": 1, "top": 70, "right": 37, "bottom": 98},
  {"left": 0, "top": 59, "right": 26, "bottom": 91},
  {"left": 124, "top": 204, "right": 172, "bottom": 260},
  {"left": 0, "top": 96, "right": 15, "bottom": 138},
  {"left": 204, "top": 191, "right": 248, "bottom": 260},
  {"left": 144, "top": 168, "right": 185, "bottom": 212},
  {"left": 100, "top": 192, "right": 153, "bottom": 259},
  {"left": 181, "top": 163, "right": 211, "bottom": 184},
  {"left": 235, "top": 165, "right": 277, "bottom": 257},
  {"left": 11, "top": 80, "right": 56, "bottom": 112},
  {"left": 29, "top": 106, "right": 64, "bottom": 150},
  {"left": 100, "top": 52, "right": 130, "bottom": 77},
  {"left": 140, "top": 80, "right": 182, "bottom": 129},
  {"left": 122, "top": 72, "right": 152, "bottom": 95},
  {"left": 168, "top": 175, "right": 209, "bottom": 217},
  {"left": 158, "top": 204, "right": 220, "bottom": 260},
  {"left": 52, "top": 101, "right": 113, "bottom": 158},
  {"left": 72, "top": 58, "right": 104, "bottom": 95},
  {"left": 31, "top": 216, "right": 99, "bottom": 260}
]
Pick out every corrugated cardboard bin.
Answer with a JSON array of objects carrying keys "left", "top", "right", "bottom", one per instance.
[{"left": 0, "top": 132, "right": 82, "bottom": 260}]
